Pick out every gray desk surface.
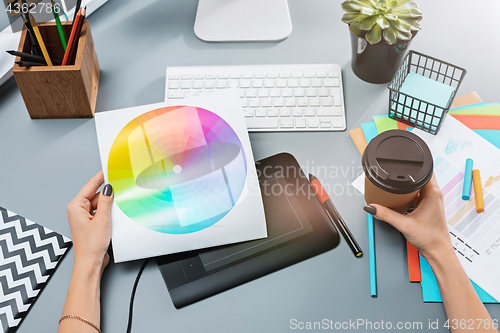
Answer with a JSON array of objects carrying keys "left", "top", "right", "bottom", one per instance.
[{"left": 0, "top": 1, "right": 499, "bottom": 332}]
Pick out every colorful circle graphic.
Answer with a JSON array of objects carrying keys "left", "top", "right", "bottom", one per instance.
[{"left": 108, "top": 106, "right": 247, "bottom": 234}]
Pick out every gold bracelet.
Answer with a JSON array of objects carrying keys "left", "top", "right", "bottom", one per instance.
[{"left": 59, "top": 315, "right": 101, "bottom": 333}]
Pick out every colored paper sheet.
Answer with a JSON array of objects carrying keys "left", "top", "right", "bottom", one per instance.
[
  {"left": 449, "top": 104, "right": 500, "bottom": 116},
  {"left": 400, "top": 73, "right": 456, "bottom": 109},
  {"left": 360, "top": 122, "right": 378, "bottom": 143},
  {"left": 451, "top": 115, "right": 500, "bottom": 130},
  {"left": 348, "top": 127, "right": 368, "bottom": 155},
  {"left": 450, "top": 91, "right": 482, "bottom": 109},
  {"left": 373, "top": 115, "right": 398, "bottom": 133},
  {"left": 474, "top": 130, "right": 500, "bottom": 150},
  {"left": 407, "top": 241, "right": 421, "bottom": 282},
  {"left": 420, "top": 255, "right": 499, "bottom": 303}
]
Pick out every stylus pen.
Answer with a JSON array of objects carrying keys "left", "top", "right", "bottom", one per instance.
[{"left": 309, "top": 174, "right": 363, "bottom": 258}]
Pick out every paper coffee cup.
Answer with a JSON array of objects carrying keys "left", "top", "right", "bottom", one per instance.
[{"left": 362, "top": 130, "right": 433, "bottom": 213}]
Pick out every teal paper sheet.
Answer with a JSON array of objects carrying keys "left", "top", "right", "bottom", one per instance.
[
  {"left": 420, "top": 255, "right": 499, "bottom": 303},
  {"left": 474, "top": 130, "right": 500, "bottom": 149},
  {"left": 360, "top": 122, "right": 378, "bottom": 143}
]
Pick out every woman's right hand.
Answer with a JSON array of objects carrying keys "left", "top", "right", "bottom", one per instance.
[{"left": 364, "top": 174, "right": 453, "bottom": 260}]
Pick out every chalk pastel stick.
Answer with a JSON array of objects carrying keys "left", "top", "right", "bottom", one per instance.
[
  {"left": 472, "top": 169, "right": 484, "bottom": 213},
  {"left": 462, "top": 158, "right": 473, "bottom": 200}
]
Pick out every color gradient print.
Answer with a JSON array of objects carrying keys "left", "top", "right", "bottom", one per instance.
[{"left": 108, "top": 106, "right": 247, "bottom": 234}]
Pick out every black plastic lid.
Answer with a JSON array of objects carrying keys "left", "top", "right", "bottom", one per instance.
[{"left": 362, "top": 130, "right": 433, "bottom": 194}]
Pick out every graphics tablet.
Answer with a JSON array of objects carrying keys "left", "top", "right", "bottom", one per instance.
[{"left": 157, "top": 153, "right": 340, "bottom": 308}]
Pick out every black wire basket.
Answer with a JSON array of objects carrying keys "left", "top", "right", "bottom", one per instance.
[{"left": 388, "top": 51, "right": 467, "bottom": 135}]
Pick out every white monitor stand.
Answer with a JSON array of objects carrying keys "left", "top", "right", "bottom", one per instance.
[{"left": 194, "top": 0, "right": 292, "bottom": 42}]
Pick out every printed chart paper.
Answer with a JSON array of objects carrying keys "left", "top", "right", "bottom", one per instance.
[{"left": 95, "top": 90, "right": 267, "bottom": 263}]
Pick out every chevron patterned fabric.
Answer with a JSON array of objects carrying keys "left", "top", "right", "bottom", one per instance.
[{"left": 0, "top": 207, "right": 72, "bottom": 333}]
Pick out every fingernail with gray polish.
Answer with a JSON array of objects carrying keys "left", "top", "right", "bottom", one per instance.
[
  {"left": 103, "top": 184, "right": 113, "bottom": 197},
  {"left": 363, "top": 205, "right": 377, "bottom": 216}
]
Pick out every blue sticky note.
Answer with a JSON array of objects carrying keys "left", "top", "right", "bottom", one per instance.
[
  {"left": 360, "top": 122, "right": 379, "bottom": 143},
  {"left": 400, "top": 73, "right": 456, "bottom": 108},
  {"left": 420, "top": 254, "right": 499, "bottom": 303}
]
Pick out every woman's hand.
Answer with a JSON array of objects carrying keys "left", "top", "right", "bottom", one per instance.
[
  {"left": 66, "top": 171, "right": 113, "bottom": 275},
  {"left": 364, "top": 174, "right": 453, "bottom": 260}
]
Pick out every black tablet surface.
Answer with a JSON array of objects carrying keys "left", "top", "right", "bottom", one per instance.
[{"left": 157, "top": 153, "right": 340, "bottom": 308}]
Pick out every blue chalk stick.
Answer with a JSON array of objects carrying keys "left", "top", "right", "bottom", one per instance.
[{"left": 462, "top": 158, "right": 473, "bottom": 200}]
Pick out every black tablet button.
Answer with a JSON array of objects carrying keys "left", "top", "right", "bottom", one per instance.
[{"left": 179, "top": 256, "right": 206, "bottom": 279}]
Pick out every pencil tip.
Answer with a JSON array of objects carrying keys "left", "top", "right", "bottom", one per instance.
[{"left": 308, "top": 174, "right": 317, "bottom": 182}]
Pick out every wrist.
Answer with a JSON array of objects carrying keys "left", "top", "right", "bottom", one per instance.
[{"left": 73, "top": 258, "right": 103, "bottom": 280}]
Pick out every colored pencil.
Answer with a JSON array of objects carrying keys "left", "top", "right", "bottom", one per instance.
[
  {"left": 472, "top": 169, "right": 484, "bottom": 213},
  {"left": 462, "top": 158, "right": 473, "bottom": 200},
  {"left": 20, "top": 16, "right": 42, "bottom": 56},
  {"left": 367, "top": 213, "right": 377, "bottom": 297},
  {"left": 7, "top": 50, "right": 62, "bottom": 65},
  {"left": 50, "top": 0, "right": 67, "bottom": 50},
  {"left": 71, "top": 0, "right": 82, "bottom": 32},
  {"left": 67, "top": 7, "right": 86, "bottom": 65},
  {"left": 62, "top": 8, "right": 82, "bottom": 65},
  {"left": 28, "top": 13, "right": 53, "bottom": 66}
]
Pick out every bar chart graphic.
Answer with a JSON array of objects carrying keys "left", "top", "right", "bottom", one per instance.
[{"left": 434, "top": 155, "right": 500, "bottom": 260}]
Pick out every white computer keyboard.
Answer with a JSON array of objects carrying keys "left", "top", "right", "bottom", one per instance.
[{"left": 165, "top": 64, "right": 346, "bottom": 132}]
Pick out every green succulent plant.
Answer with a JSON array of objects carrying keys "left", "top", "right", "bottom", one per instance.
[{"left": 342, "top": 0, "right": 422, "bottom": 45}]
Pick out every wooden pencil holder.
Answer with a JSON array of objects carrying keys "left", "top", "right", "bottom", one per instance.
[{"left": 13, "top": 21, "right": 100, "bottom": 119}]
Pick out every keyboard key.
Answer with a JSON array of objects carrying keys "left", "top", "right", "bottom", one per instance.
[
  {"left": 292, "top": 73, "right": 302, "bottom": 78},
  {"left": 270, "top": 89, "right": 281, "bottom": 98},
  {"left": 307, "top": 118, "right": 319, "bottom": 128},
  {"left": 316, "top": 72, "right": 327, "bottom": 78},
  {"left": 332, "top": 120, "right": 345, "bottom": 128},
  {"left": 281, "top": 118, "right": 294, "bottom": 128},
  {"left": 292, "top": 109, "right": 303, "bottom": 117},
  {"left": 255, "top": 109, "right": 266, "bottom": 117},
  {"left": 279, "top": 108, "right": 290, "bottom": 117},
  {"left": 282, "top": 89, "right": 293, "bottom": 97},
  {"left": 279, "top": 73, "right": 290, "bottom": 78},
  {"left": 240, "top": 80, "right": 251, "bottom": 88},
  {"left": 239, "top": 90, "right": 246, "bottom": 98},
  {"left": 246, "top": 89, "right": 257, "bottom": 98},
  {"left": 192, "top": 81, "right": 203, "bottom": 89},
  {"left": 261, "top": 99, "right": 272, "bottom": 107},
  {"left": 300, "top": 79, "right": 310, "bottom": 87},
  {"left": 230, "top": 73, "right": 241, "bottom": 79},
  {"left": 264, "top": 80, "right": 275, "bottom": 88},
  {"left": 287, "top": 79, "right": 299, "bottom": 88},
  {"left": 181, "top": 74, "right": 192, "bottom": 80},
  {"left": 267, "top": 108, "right": 278, "bottom": 117},
  {"left": 204, "top": 81, "right": 215, "bottom": 89},
  {"left": 285, "top": 98, "right": 296, "bottom": 107},
  {"left": 252, "top": 79, "right": 263, "bottom": 88},
  {"left": 268, "top": 73, "right": 278, "bottom": 78},
  {"left": 320, "top": 117, "right": 332, "bottom": 123},
  {"left": 168, "top": 81, "right": 179, "bottom": 89},
  {"left": 193, "top": 74, "right": 204, "bottom": 80},
  {"left": 218, "top": 74, "right": 229, "bottom": 79},
  {"left": 294, "top": 88, "right": 305, "bottom": 97},
  {"left": 243, "top": 73, "right": 254, "bottom": 79},
  {"left": 205, "top": 74, "right": 217, "bottom": 79},
  {"left": 168, "top": 91, "right": 184, "bottom": 99},
  {"left": 248, "top": 100, "right": 259, "bottom": 107},
  {"left": 273, "top": 99, "right": 284, "bottom": 107},
  {"left": 311, "top": 79, "right": 322, "bottom": 87},
  {"left": 258, "top": 90, "right": 269, "bottom": 98},
  {"left": 169, "top": 75, "right": 180, "bottom": 80},
  {"left": 244, "top": 109, "right": 254, "bottom": 117},
  {"left": 246, "top": 118, "right": 279, "bottom": 129},
  {"left": 255, "top": 73, "right": 266, "bottom": 79},
  {"left": 310, "top": 98, "right": 320, "bottom": 107},
  {"left": 333, "top": 93, "right": 342, "bottom": 106},
  {"left": 318, "top": 88, "right": 329, "bottom": 97},
  {"left": 321, "top": 122, "right": 332, "bottom": 128},
  {"left": 324, "top": 78, "right": 340, "bottom": 87},
  {"left": 306, "top": 88, "right": 317, "bottom": 97},
  {"left": 216, "top": 81, "right": 227, "bottom": 89},
  {"left": 304, "top": 72, "right": 315, "bottom": 78},
  {"left": 316, "top": 107, "right": 338, "bottom": 116},
  {"left": 328, "top": 72, "right": 340, "bottom": 78},
  {"left": 180, "top": 81, "right": 191, "bottom": 89},
  {"left": 322, "top": 97, "right": 333, "bottom": 106},
  {"left": 304, "top": 108, "right": 315, "bottom": 117},
  {"left": 297, "top": 98, "right": 308, "bottom": 107},
  {"left": 295, "top": 118, "right": 306, "bottom": 128},
  {"left": 276, "top": 79, "right": 287, "bottom": 88}
]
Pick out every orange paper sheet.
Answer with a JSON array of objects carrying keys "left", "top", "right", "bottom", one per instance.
[
  {"left": 451, "top": 115, "right": 500, "bottom": 130},
  {"left": 450, "top": 91, "right": 482, "bottom": 109},
  {"left": 407, "top": 241, "right": 421, "bottom": 282},
  {"left": 348, "top": 127, "right": 368, "bottom": 155}
]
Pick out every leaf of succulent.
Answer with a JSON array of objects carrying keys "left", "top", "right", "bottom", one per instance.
[
  {"left": 349, "top": 23, "right": 364, "bottom": 36},
  {"left": 376, "top": 16, "right": 390, "bottom": 29},
  {"left": 366, "top": 24, "right": 382, "bottom": 44},
  {"left": 391, "top": 19, "right": 411, "bottom": 33},
  {"left": 342, "top": 12, "right": 368, "bottom": 24},
  {"left": 383, "top": 25, "right": 397, "bottom": 44},
  {"left": 399, "top": 17, "right": 421, "bottom": 30},
  {"left": 349, "top": 0, "right": 376, "bottom": 10},
  {"left": 342, "top": 1, "right": 359, "bottom": 13},
  {"left": 359, "top": 15, "right": 379, "bottom": 30}
]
